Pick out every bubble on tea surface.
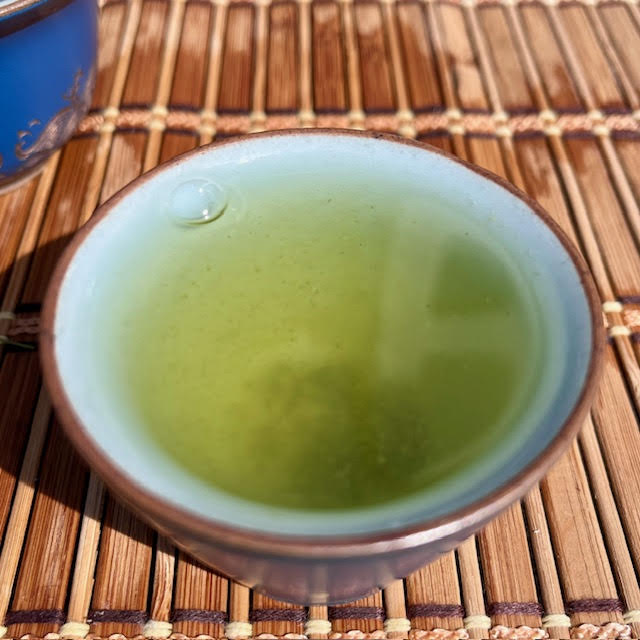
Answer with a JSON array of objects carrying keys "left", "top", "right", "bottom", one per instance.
[{"left": 169, "top": 179, "right": 227, "bottom": 225}]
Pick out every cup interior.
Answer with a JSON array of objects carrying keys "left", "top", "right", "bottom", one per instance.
[{"left": 47, "top": 131, "right": 595, "bottom": 537}]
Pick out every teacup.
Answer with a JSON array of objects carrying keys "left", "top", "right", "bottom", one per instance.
[
  {"left": 41, "top": 130, "right": 603, "bottom": 604},
  {"left": 0, "top": 0, "right": 96, "bottom": 192}
]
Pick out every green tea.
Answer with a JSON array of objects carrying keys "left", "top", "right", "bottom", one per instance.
[{"left": 98, "top": 175, "right": 546, "bottom": 511}]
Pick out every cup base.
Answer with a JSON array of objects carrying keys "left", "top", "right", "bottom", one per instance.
[{"left": 0, "top": 158, "right": 49, "bottom": 196}]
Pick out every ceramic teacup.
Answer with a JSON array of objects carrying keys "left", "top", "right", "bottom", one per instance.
[
  {"left": 41, "top": 130, "right": 603, "bottom": 604},
  {"left": 0, "top": 0, "right": 96, "bottom": 192}
]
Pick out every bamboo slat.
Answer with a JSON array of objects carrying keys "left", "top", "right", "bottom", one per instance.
[
  {"left": 172, "top": 553, "right": 228, "bottom": 638},
  {"left": 592, "top": 350, "right": 640, "bottom": 592},
  {"left": 307, "top": 605, "right": 330, "bottom": 640},
  {"left": 88, "top": 501, "right": 154, "bottom": 637},
  {"left": 121, "top": 0, "right": 171, "bottom": 107},
  {"left": 541, "top": 445, "right": 624, "bottom": 628},
  {"left": 218, "top": 4, "right": 255, "bottom": 114},
  {"left": 0, "top": 355, "right": 41, "bottom": 542},
  {"left": 383, "top": 581, "right": 408, "bottom": 640},
  {"left": 330, "top": 594, "right": 385, "bottom": 634},
  {"left": 251, "top": 0, "right": 270, "bottom": 129},
  {"left": 267, "top": 2, "right": 299, "bottom": 113},
  {"left": 251, "top": 595, "right": 306, "bottom": 637},
  {"left": 524, "top": 7, "right": 582, "bottom": 112},
  {"left": 312, "top": 1, "right": 347, "bottom": 113},
  {"left": 341, "top": 0, "right": 363, "bottom": 126},
  {"left": 354, "top": 2, "right": 395, "bottom": 113},
  {"left": 477, "top": 5, "right": 535, "bottom": 113},
  {"left": 456, "top": 538, "right": 489, "bottom": 640},
  {"left": 228, "top": 582, "right": 251, "bottom": 639},
  {"left": 554, "top": 4, "right": 627, "bottom": 113},
  {"left": 6, "top": 423, "right": 86, "bottom": 638},
  {"left": 395, "top": 2, "right": 442, "bottom": 113},
  {"left": 580, "top": 416, "right": 640, "bottom": 639},
  {"left": 599, "top": 4, "right": 640, "bottom": 102},
  {"left": 433, "top": 3, "right": 488, "bottom": 112},
  {"left": 405, "top": 554, "right": 464, "bottom": 634},
  {"left": 145, "top": 536, "right": 176, "bottom": 634},
  {"left": 20, "top": 139, "right": 99, "bottom": 305},
  {"left": 0, "top": 183, "right": 38, "bottom": 302},
  {"left": 0, "top": 388, "right": 52, "bottom": 633},
  {"left": 565, "top": 138, "right": 640, "bottom": 297},
  {"left": 91, "top": 0, "right": 129, "bottom": 109},
  {"left": 160, "top": 131, "right": 199, "bottom": 162},
  {"left": 0, "top": 155, "right": 59, "bottom": 323},
  {"left": 169, "top": 0, "right": 214, "bottom": 110}
]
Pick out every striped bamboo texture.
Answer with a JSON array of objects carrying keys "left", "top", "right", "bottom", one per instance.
[{"left": 3, "top": 0, "right": 640, "bottom": 638}]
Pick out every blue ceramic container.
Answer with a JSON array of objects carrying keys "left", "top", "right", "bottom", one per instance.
[{"left": 0, "top": 0, "right": 97, "bottom": 192}]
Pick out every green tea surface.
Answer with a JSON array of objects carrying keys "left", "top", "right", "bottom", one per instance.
[{"left": 99, "top": 178, "right": 545, "bottom": 510}]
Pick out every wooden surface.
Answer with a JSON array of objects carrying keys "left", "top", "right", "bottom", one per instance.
[{"left": 3, "top": 0, "right": 640, "bottom": 638}]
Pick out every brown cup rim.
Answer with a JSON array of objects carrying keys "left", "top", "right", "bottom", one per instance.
[{"left": 40, "top": 129, "right": 604, "bottom": 558}]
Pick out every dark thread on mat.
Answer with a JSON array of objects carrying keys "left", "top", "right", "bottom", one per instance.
[
  {"left": 565, "top": 599, "right": 624, "bottom": 614},
  {"left": 88, "top": 609, "right": 147, "bottom": 624},
  {"left": 602, "top": 105, "right": 632, "bottom": 115},
  {"left": 216, "top": 107, "right": 255, "bottom": 116},
  {"left": 504, "top": 105, "right": 538, "bottom": 116},
  {"left": 164, "top": 129, "right": 199, "bottom": 137},
  {"left": 219, "top": 0, "right": 254, "bottom": 8},
  {"left": 4, "top": 609, "right": 66, "bottom": 625},
  {"left": 109, "top": 127, "right": 150, "bottom": 135},
  {"left": 407, "top": 604, "right": 465, "bottom": 619},
  {"left": 560, "top": 131, "right": 596, "bottom": 140},
  {"left": 307, "top": 0, "right": 334, "bottom": 7},
  {"left": 314, "top": 108, "right": 349, "bottom": 116},
  {"left": 512, "top": 130, "right": 546, "bottom": 140},
  {"left": 487, "top": 602, "right": 544, "bottom": 616},
  {"left": 171, "top": 609, "right": 228, "bottom": 624},
  {"left": 465, "top": 132, "right": 497, "bottom": 139},
  {"left": 180, "top": 0, "right": 211, "bottom": 8},
  {"left": 14, "top": 302, "right": 42, "bottom": 313},
  {"left": 358, "top": 107, "right": 397, "bottom": 116},
  {"left": 611, "top": 130, "right": 640, "bottom": 141},
  {"left": 457, "top": 107, "right": 492, "bottom": 115},
  {"left": 555, "top": 107, "right": 587, "bottom": 115},
  {"left": 265, "top": 108, "right": 300, "bottom": 116},
  {"left": 271, "top": 0, "right": 296, "bottom": 8},
  {"left": 250, "top": 609, "right": 307, "bottom": 623},
  {"left": 553, "top": 0, "right": 586, "bottom": 8},
  {"left": 119, "top": 102, "right": 153, "bottom": 111},
  {"left": 327, "top": 607, "right": 384, "bottom": 620},
  {"left": 72, "top": 130, "right": 101, "bottom": 140},
  {"left": 2, "top": 342, "right": 37, "bottom": 352},
  {"left": 619, "top": 295, "right": 640, "bottom": 304},
  {"left": 417, "top": 129, "right": 450, "bottom": 139},
  {"left": 413, "top": 105, "right": 446, "bottom": 115},
  {"left": 166, "top": 103, "right": 201, "bottom": 112}
]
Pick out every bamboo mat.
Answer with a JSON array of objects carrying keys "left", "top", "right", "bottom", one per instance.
[{"left": 4, "top": 0, "right": 640, "bottom": 637}]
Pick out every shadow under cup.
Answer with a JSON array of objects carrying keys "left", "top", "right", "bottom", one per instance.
[{"left": 41, "top": 131, "right": 602, "bottom": 604}]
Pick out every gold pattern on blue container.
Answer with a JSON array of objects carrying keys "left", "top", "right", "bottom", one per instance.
[{"left": 14, "top": 68, "right": 94, "bottom": 170}]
